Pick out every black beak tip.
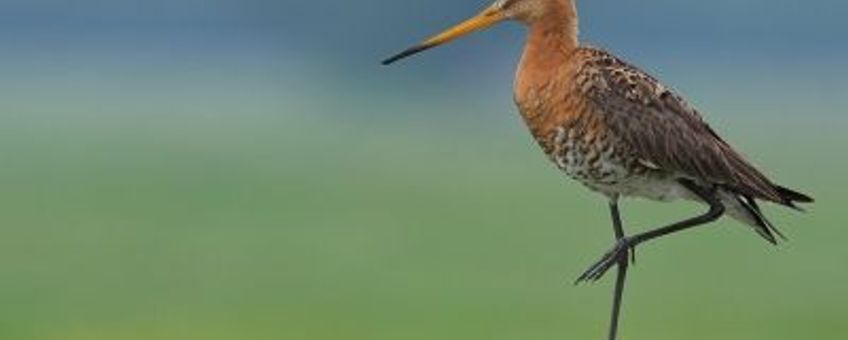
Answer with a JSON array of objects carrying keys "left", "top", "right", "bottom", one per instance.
[
  {"left": 381, "top": 57, "right": 398, "bottom": 66},
  {"left": 381, "top": 44, "right": 433, "bottom": 66}
]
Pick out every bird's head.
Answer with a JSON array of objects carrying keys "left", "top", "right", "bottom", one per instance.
[{"left": 382, "top": 0, "right": 576, "bottom": 65}]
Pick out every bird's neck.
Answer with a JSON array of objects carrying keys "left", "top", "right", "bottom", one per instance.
[
  {"left": 514, "top": 11, "right": 581, "bottom": 146},
  {"left": 515, "top": 10, "right": 580, "bottom": 101},
  {"left": 520, "top": 7, "right": 580, "bottom": 71}
]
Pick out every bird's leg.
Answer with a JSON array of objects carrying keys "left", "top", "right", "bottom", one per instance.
[
  {"left": 573, "top": 200, "right": 636, "bottom": 286},
  {"left": 576, "top": 180, "right": 725, "bottom": 283},
  {"left": 607, "top": 200, "right": 628, "bottom": 340}
]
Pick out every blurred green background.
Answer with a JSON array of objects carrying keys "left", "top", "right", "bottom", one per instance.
[{"left": 0, "top": 0, "right": 845, "bottom": 339}]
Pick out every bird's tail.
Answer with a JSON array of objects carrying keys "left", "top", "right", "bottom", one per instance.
[
  {"left": 775, "top": 185, "right": 814, "bottom": 208},
  {"left": 726, "top": 186, "right": 813, "bottom": 244},
  {"left": 736, "top": 195, "right": 784, "bottom": 244}
]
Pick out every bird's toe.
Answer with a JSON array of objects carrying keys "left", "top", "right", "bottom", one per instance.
[{"left": 575, "top": 238, "right": 634, "bottom": 285}]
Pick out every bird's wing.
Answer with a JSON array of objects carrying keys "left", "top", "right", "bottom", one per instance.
[{"left": 575, "top": 48, "right": 786, "bottom": 204}]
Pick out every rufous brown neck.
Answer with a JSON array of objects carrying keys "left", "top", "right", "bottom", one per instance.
[
  {"left": 513, "top": 2, "right": 581, "bottom": 141},
  {"left": 519, "top": 2, "right": 579, "bottom": 73},
  {"left": 515, "top": 3, "right": 580, "bottom": 100}
]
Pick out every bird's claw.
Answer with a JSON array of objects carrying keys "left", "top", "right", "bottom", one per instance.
[{"left": 575, "top": 237, "right": 635, "bottom": 285}]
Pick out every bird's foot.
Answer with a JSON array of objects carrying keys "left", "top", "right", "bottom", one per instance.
[{"left": 575, "top": 237, "right": 636, "bottom": 284}]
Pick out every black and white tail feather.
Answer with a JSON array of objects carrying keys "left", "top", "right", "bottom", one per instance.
[{"left": 732, "top": 185, "right": 813, "bottom": 244}]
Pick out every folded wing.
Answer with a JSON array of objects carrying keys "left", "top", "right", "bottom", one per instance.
[{"left": 576, "top": 48, "right": 798, "bottom": 206}]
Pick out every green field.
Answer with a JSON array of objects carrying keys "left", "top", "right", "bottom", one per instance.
[
  {"left": 1, "top": 0, "right": 846, "bottom": 338},
  {"left": 0, "top": 72, "right": 844, "bottom": 339}
]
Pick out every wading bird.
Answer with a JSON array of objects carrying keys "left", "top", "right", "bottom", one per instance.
[{"left": 382, "top": 0, "right": 813, "bottom": 339}]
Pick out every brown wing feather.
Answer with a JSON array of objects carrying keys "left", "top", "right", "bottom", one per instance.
[{"left": 575, "top": 48, "right": 787, "bottom": 204}]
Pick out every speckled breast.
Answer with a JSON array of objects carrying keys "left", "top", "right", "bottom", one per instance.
[
  {"left": 515, "top": 66, "right": 653, "bottom": 197},
  {"left": 526, "top": 107, "right": 653, "bottom": 197},
  {"left": 551, "top": 121, "right": 629, "bottom": 183},
  {"left": 545, "top": 120, "right": 674, "bottom": 199}
]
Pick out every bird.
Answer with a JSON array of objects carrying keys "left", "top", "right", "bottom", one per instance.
[{"left": 381, "top": 0, "right": 814, "bottom": 339}]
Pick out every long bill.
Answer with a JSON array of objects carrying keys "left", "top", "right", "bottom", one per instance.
[{"left": 382, "top": 6, "right": 507, "bottom": 65}]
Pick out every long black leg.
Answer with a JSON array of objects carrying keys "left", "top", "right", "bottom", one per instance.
[
  {"left": 607, "top": 200, "right": 628, "bottom": 340},
  {"left": 610, "top": 200, "right": 625, "bottom": 239},
  {"left": 576, "top": 180, "right": 726, "bottom": 284},
  {"left": 630, "top": 180, "right": 725, "bottom": 247}
]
